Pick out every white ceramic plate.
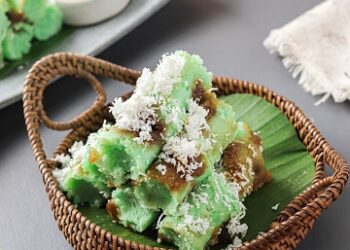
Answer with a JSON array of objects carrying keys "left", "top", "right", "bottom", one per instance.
[
  {"left": 56, "top": 0, "right": 131, "bottom": 26},
  {"left": 0, "top": 0, "right": 169, "bottom": 109}
]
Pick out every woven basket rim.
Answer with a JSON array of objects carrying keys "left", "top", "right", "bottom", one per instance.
[{"left": 23, "top": 52, "right": 350, "bottom": 250}]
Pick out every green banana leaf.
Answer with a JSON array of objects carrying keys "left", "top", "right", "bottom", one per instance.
[
  {"left": 80, "top": 93, "right": 315, "bottom": 248},
  {"left": 0, "top": 26, "right": 75, "bottom": 80}
]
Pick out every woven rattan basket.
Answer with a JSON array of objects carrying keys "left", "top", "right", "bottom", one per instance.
[{"left": 23, "top": 53, "right": 349, "bottom": 250}]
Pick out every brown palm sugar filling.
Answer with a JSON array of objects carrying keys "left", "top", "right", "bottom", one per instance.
[
  {"left": 208, "top": 227, "right": 223, "bottom": 246},
  {"left": 252, "top": 161, "right": 272, "bottom": 191},
  {"left": 222, "top": 142, "right": 251, "bottom": 187},
  {"left": 149, "top": 121, "right": 165, "bottom": 142},
  {"left": 217, "top": 137, "right": 271, "bottom": 244},
  {"left": 106, "top": 200, "right": 120, "bottom": 220},
  {"left": 6, "top": 12, "right": 25, "bottom": 23},
  {"left": 147, "top": 155, "right": 206, "bottom": 192},
  {"left": 222, "top": 141, "right": 271, "bottom": 194},
  {"left": 192, "top": 80, "right": 218, "bottom": 119},
  {"left": 246, "top": 130, "right": 272, "bottom": 190}
]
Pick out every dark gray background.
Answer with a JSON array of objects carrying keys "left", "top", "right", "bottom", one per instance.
[{"left": 1, "top": 0, "right": 349, "bottom": 249}]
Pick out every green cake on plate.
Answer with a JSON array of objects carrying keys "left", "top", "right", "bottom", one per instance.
[{"left": 0, "top": 0, "right": 63, "bottom": 68}]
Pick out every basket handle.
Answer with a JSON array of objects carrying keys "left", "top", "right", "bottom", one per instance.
[
  {"left": 38, "top": 67, "right": 106, "bottom": 131},
  {"left": 23, "top": 53, "right": 141, "bottom": 167}
]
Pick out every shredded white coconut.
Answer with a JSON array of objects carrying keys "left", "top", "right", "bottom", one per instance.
[
  {"left": 109, "top": 52, "right": 185, "bottom": 144},
  {"left": 158, "top": 98, "right": 213, "bottom": 181},
  {"left": 53, "top": 154, "right": 71, "bottom": 167},
  {"left": 156, "top": 212, "right": 165, "bottom": 229},
  {"left": 160, "top": 102, "right": 183, "bottom": 130},
  {"left": 227, "top": 180, "right": 241, "bottom": 202},
  {"left": 210, "top": 172, "right": 244, "bottom": 214},
  {"left": 191, "top": 192, "right": 209, "bottom": 206},
  {"left": 159, "top": 136, "right": 203, "bottom": 181},
  {"left": 248, "top": 143, "right": 257, "bottom": 157},
  {"left": 232, "top": 236, "right": 243, "bottom": 248},
  {"left": 111, "top": 95, "right": 158, "bottom": 144},
  {"left": 155, "top": 164, "right": 167, "bottom": 175},
  {"left": 160, "top": 137, "right": 199, "bottom": 163},
  {"left": 52, "top": 167, "right": 70, "bottom": 184},
  {"left": 226, "top": 217, "right": 248, "bottom": 248},
  {"left": 136, "top": 53, "right": 185, "bottom": 96},
  {"left": 185, "top": 99, "right": 209, "bottom": 140},
  {"left": 52, "top": 141, "right": 87, "bottom": 183},
  {"left": 69, "top": 141, "right": 85, "bottom": 162},
  {"left": 272, "top": 203, "right": 280, "bottom": 211},
  {"left": 226, "top": 218, "right": 248, "bottom": 238},
  {"left": 178, "top": 215, "right": 210, "bottom": 234},
  {"left": 179, "top": 202, "right": 191, "bottom": 215},
  {"left": 54, "top": 141, "right": 85, "bottom": 166},
  {"left": 223, "top": 237, "right": 244, "bottom": 249}
]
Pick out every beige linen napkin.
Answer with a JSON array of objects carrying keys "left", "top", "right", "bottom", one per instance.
[{"left": 264, "top": 0, "right": 350, "bottom": 104}]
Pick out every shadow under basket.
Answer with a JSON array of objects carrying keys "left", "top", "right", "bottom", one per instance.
[{"left": 23, "top": 53, "right": 349, "bottom": 250}]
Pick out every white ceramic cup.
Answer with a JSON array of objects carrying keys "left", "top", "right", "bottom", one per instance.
[{"left": 55, "top": 0, "right": 131, "bottom": 26}]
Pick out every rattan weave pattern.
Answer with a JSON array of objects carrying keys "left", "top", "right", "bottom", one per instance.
[{"left": 23, "top": 53, "right": 349, "bottom": 250}]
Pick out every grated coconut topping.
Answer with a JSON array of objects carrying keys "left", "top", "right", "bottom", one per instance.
[
  {"left": 271, "top": 203, "right": 280, "bottom": 211},
  {"left": 52, "top": 141, "right": 86, "bottom": 184},
  {"left": 155, "top": 164, "right": 167, "bottom": 176},
  {"left": 158, "top": 98, "right": 214, "bottom": 181},
  {"left": 109, "top": 52, "right": 185, "bottom": 144},
  {"left": 225, "top": 216, "right": 248, "bottom": 249},
  {"left": 178, "top": 215, "right": 210, "bottom": 234},
  {"left": 173, "top": 172, "right": 246, "bottom": 236},
  {"left": 185, "top": 99, "right": 210, "bottom": 140}
]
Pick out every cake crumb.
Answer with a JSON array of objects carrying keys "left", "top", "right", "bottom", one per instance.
[
  {"left": 271, "top": 203, "right": 280, "bottom": 211},
  {"left": 155, "top": 164, "right": 167, "bottom": 175}
]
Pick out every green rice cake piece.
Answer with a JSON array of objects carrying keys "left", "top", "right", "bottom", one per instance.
[
  {"left": 158, "top": 172, "right": 245, "bottom": 250},
  {"left": 54, "top": 162, "right": 110, "bottom": 207},
  {"left": 23, "top": 0, "right": 47, "bottom": 22},
  {"left": 205, "top": 101, "right": 238, "bottom": 163},
  {"left": 53, "top": 142, "right": 111, "bottom": 207},
  {"left": 33, "top": 4, "right": 63, "bottom": 41},
  {"left": 106, "top": 186, "right": 158, "bottom": 232},
  {"left": 86, "top": 51, "right": 213, "bottom": 187},
  {"left": 0, "top": 1, "right": 9, "bottom": 68},
  {"left": 135, "top": 101, "right": 237, "bottom": 215},
  {"left": 0, "top": 1, "right": 9, "bottom": 39},
  {"left": 2, "top": 22, "right": 33, "bottom": 60},
  {"left": 135, "top": 154, "right": 212, "bottom": 215},
  {"left": 221, "top": 122, "right": 271, "bottom": 197},
  {"left": 85, "top": 127, "right": 160, "bottom": 187},
  {"left": 4, "top": 0, "right": 21, "bottom": 12}
]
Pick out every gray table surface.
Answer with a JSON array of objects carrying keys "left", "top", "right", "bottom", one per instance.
[{"left": 1, "top": 0, "right": 349, "bottom": 249}]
